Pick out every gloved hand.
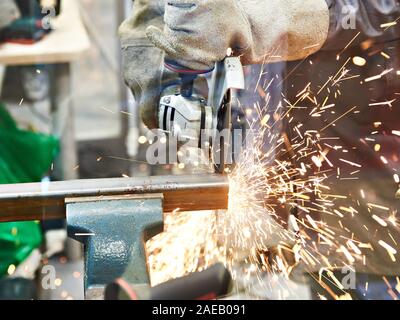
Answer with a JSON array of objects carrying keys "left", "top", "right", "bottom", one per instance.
[
  {"left": 119, "top": 0, "right": 173, "bottom": 129},
  {"left": 146, "top": 0, "right": 330, "bottom": 71},
  {"left": 121, "top": 42, "right": 165, "bottom": 129},
  {"left": 0, "top": 0, "right": 20, "bottom": 30}
]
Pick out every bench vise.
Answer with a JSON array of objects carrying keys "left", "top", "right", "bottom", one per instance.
[{"left": 0, "top": 175, "right": 228, "bottom": 298}]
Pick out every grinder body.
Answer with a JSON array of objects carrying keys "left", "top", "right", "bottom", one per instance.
[{"left": 158, "top": 58, "right": 245, "bottom": 173}]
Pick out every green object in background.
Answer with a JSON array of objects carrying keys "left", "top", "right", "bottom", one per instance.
[{"left": 0, "top": 103, "right": 59, "bottom": 276}]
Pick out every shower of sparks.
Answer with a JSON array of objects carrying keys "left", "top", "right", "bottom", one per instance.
[
  {"left": 146, "top": 47, "right": 400, "bottom": 299},
  {"left": 147, "top": 210, "right": 222, "bottom": 286}
]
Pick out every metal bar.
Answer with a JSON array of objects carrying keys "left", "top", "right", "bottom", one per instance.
[{"left": 0, "top": 175, "right": 229, "bottom": 222}]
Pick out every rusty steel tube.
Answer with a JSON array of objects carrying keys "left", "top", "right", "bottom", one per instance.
[{"left": 0, "top": 175, "right": 229, "bottom": 222}]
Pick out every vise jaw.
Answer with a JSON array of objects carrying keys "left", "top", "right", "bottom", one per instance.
[{"left": 66, "top": 194, "right": 164, "bottom": 299}]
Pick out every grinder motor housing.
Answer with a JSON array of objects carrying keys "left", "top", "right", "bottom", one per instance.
[{"left": 158, "top": 57, "right": 246, "bottom": 173}]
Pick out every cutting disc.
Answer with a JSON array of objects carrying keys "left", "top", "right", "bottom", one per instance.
[{"left": 213, "top": 91, "right": 232, "bottom": 174}]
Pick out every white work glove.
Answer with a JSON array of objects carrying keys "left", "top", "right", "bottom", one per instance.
[
  {"left": 146, "top": 0, "right": 330, "bottom": 71},
  {"left": 0, "top": 0, "right": 20, "bottom": 30},
  {"left": 120, "top": 41, "right": 165, "bottom": 129}
]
